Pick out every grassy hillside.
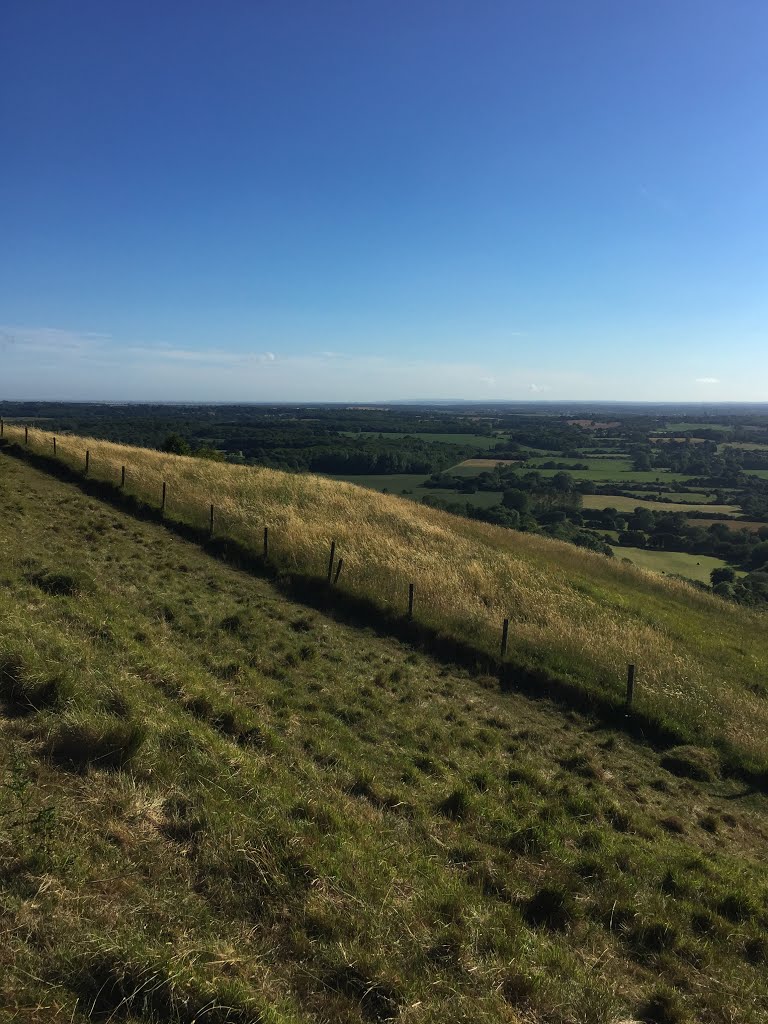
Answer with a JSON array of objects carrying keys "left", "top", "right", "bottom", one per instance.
[
  {"left": 2, "top": 455, "right": 768, "bottom": 1023},
  {"left": 3, "top": 426, "right": 768, "bottom": 781}
]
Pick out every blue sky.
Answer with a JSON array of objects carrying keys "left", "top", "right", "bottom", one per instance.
[{"left": 2, "top": 1, "right": 767, "bottom": 402}]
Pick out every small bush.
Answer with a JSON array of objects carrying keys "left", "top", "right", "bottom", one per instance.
[{"left": 660, "top": 745, "right": 719, "bottom": 782}]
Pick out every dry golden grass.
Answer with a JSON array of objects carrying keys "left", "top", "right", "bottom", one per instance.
[{"left": 7, "top": 425, "right": 768, "bottom": 769}]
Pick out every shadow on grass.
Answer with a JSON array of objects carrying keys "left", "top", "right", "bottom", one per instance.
[{"left": 4, "top": 439, "right": 766, "bottom": 789}]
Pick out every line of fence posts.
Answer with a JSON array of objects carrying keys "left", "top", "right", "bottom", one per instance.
[{"left": 8, "top": 434, "right": 643, "bottom": 715}]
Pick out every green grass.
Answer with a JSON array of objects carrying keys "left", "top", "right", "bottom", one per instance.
[
  {"left": 611, "top": 547, "right": 733, "bottom": 584},
  {"left": 3, "top": 456, "right": 768, "bottom": 1022}
]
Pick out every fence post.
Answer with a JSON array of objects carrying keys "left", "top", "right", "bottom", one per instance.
[
  {"left": 53, "top": 437, "right": 57, "bottom": 455},
  {"left": 500, "top": 618, "right": 510, "bottom": 658},
  {"left": 161, "top": 481, "right": 167, "bottom": 513},
  {"left": 25, "top": 426, "right": 29, "bottom": 445},
  {"left": 626, "top": 664, "right": 636, "bottom": 709},
  {"left": 209, "top": 503, "right": 215, "bottom": 538},
  {"left": 327, "top": 540, "right": 336, "bottom": 583},
  {"left": 1, "top": 418, "right": 4, "bottom": 437},
  {"left": 408, "top": 583, "right": 415, "bottom": 619},
  {"left": 333, "top": 558, "right": 343, "bottom": 585},
  {"left": 85, "top": 450, "right": 90, "bottom": 475},
  {"left": 263, "top": 526, "right": 269, "bottom": 559},
  {"left": 121, "top": 465, "right": 126, "bottom": 488}
]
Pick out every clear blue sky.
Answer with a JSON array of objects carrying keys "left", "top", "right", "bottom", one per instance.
[{"left": 2, "top": 1, "right": 767, "bottom": 402}]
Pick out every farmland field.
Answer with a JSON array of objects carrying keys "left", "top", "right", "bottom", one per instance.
[
  {"left": 534, "top": 466, "right": 697, "bottom": 484},
  {"left": 655, "top": 422, "right": 732, "bottom": 433},
  {"left": 689, "top": 518, "right": 767, "bottom": 533},
  {"left": 326, "top": 473, "right": 504, "bottom": 508},
  {"left": 340, "top": 430, "right": 500, "bottom": 448},
  {"left": 612, "top": 546, "right": 733, "bottom": 583},
  {"left": 582, "top": 494, "right": 740, "bottom": 515}
]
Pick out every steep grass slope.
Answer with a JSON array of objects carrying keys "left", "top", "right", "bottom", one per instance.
[
  {"left": 4, "top": 426, "right": 768, "bottom": 778},
  {"left": 2, "top": 455, "right": 768, "bottom": 1023}
]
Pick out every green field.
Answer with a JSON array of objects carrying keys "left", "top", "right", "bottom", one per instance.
[
  {"left": 657, "top": 422, "right": 732, "bottom": 433},
  {"left": 582, "top": 494, "right": 740, "bottom": 515},
  {"left": 453, "top": 457, "right": 699, "bottom": 485},
  {"left": 340, "top": 430, "right": 501, "bottom": 448},
  {"left": 535, "top": 467, "right": 697, "bottom": 484},
  {"left": 612, "top": 546, "right": 733, "bottom": 583},
  {"left": 327, "top": 473, "right": 504, "bottom": 508},
  {"left": 743, "top": 468, "right": 768, "bottom": 479}
]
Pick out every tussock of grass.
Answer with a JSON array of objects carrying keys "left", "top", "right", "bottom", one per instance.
[
  {"left": 660, "top": 745, "right": 720, "bottom": 782},
  {"left": 42, "top": 712, "right": 147, "bottom": 770}
]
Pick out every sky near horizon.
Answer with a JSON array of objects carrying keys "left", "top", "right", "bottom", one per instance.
[{"left": 1, "top": 1, "right": 767, "bottom": 403}]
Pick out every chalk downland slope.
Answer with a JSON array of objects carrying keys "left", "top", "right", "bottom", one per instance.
[
  {"left": 2, "top": 453, "right": 768, "bottom": 1022},
  {"left": 5, "top": 426, "right": 768, "bottom": 779}
]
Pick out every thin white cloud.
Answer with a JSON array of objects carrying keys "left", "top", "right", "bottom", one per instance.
[
  {"left": 479, "top": 376, "right": 496, "bottom": 386},
  {"left": 695, "top": 377, "right": 720, "bottom": 384},
  {"left": 528, "top": 383, "right": 551, "bottom": 393}
]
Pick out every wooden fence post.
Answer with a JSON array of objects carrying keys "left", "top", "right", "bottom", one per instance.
[
  {"left": 121, "top": 465, "right": 126, "bottom": 488},
  {"left": 25, "top": 426, "right": 29, "bottom": 445},
  {"left": 85, "top": 450, "right": 90, "bottom": 474},
  {"left": 263, "top": 526, "right": 269, "bottom": 559},
  {"left": 52, "top": 437, "right": 57, "bottom": 455},
  {"left": 333, "top": 558, "right": 343, "bottom": 585},
  {"left": 626, "top": 664, "right": 636, "bottom": 708},
  {"left": 1, "top": 418, "right": 4, "bottom": 437},
  {"left": 408, "top": 583, "right": 415, "bottom": 619},
  {"left": 161, "top": 481, "right": 167, "bottom": 513},
  {"left": 209, "top": 503, "right": 215, "bottom": 537},
  {"left": 327, "top": 540, "right": 336, "bottom": 583},
  {"left": 500, "top": 618, "right": 510, "bottom": 658}
]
